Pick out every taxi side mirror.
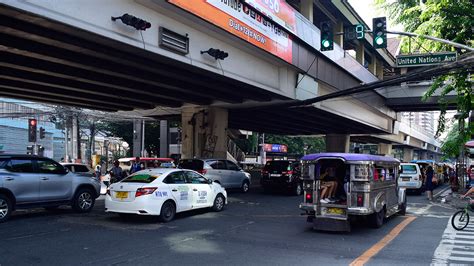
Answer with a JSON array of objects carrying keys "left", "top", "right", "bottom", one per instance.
[{"left": 208, "top": 179, "right": 213, "bottom": 184}]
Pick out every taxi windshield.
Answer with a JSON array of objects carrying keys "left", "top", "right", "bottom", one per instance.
[
  {"left": 401, "top": 165, "right": 417, "bottom": 173},
  {"left": 122, "top": 173, "right": 160, "bottom": 183}
]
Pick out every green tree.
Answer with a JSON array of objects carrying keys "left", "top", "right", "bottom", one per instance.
[
  {"left": 376, "top": 0, "right": 473, "bottom": 138},
  {"left": 441, "top": 122, "right": 470, "bottom": 159},
  {"left": 97, "top": 121, "right": 164, "bottom": 156}
]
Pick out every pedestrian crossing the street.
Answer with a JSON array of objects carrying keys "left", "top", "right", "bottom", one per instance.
[{"left": 432, "top": 217, "right": 474, "bottom": 265}]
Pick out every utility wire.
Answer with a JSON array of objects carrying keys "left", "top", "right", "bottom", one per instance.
[{"left": 248, "top": 51, "right": 474, "bottom": 110}]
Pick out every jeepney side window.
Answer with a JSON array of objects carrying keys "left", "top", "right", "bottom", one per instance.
[
  {"left": 373, "top": 165, "right": 385, "bottom": 182},
  {"left": 386, "top": 167, "right": 396, "bottom": 181},
  {"left": 351, "top": 164, "right": 369, "bottom": 180}
]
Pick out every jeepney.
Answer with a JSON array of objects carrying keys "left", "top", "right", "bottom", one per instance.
[
  {"left": 410, "top": 159, "right": 443, "bottom": 186},
  {"left": 299, "top": 153, "right": 406, "bottom": 232}
]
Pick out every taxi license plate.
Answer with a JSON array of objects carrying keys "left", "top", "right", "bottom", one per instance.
[
  {"left": 327, "top": 207, "right": 345, "bottom": 215},
  {"left": 115, "top": 191, "right": 128, "bottom": 199}
]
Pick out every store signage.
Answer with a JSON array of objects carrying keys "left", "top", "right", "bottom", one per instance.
[
  {"left": 243, "top": 0, "right": 297, "bottom": 35},
  {"left": 396, "top": 52, "right": 457, "bottom": 67},
  {"left": 264, "top": 143, "right": 288, "bottom": 153},
  {"left": 168, "top": 0, "right": 293, "bottom": 63}
]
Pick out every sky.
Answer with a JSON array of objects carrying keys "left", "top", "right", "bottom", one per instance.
[{"left": 348, "top": 0, "right": 403, "bottom": 33}]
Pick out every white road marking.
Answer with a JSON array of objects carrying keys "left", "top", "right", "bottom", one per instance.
[
  {"left": 448, "top": 256, "right": 474, "bottom": 262},
  {"left": 451, "top": 250, "right": 474, "bottom": 256},
  {"left": 432, "top": 217, "right": 474, "bottom": 265}
]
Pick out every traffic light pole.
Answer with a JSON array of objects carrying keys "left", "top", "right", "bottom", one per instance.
[{"left": 386, "top": 31, "right": 474, "bottom": 52}]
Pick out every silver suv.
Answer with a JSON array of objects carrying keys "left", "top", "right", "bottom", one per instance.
[
  {"left": 178, "top": 159, "right": 251, "bottom": 193},
  {"left": 0, "top": 154, "right": 101, "bottom": 222}
]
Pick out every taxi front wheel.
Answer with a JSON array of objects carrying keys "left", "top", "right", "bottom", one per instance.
[
  {"left": 212, "top": 194, "right": 225, "bottom": 212},
  {"left": 159, "top": 201, "right": 176, "bottom": 223}
]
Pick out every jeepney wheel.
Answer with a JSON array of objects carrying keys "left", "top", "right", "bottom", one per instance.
[
  {"left": 370, "top": 208, "right": 385, "bottom": 228},
  {"left": 399, "top": 196, "right": 407, "bottom": 216}
]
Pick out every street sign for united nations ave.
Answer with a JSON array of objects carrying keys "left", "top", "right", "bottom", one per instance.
[{"left": 396, "top": 52, "right": 457, "bottom": 67}]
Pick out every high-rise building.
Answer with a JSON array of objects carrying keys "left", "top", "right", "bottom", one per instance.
[{"left": 402, "top": 112, "right": 436, "bottom": 135}]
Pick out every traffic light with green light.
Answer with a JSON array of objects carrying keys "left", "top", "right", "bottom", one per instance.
[
  {"left": 373, "top": 17, "right": 387, "bottom": 49},
  {"left": 320, "top": 21, "right": 333, "bottom": 51}
]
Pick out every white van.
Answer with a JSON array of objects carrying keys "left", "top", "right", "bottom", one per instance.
[{"left": 399, "top": 163, "right": 423, "bottom": 194}]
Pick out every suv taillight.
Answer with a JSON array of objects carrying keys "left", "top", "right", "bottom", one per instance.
[
  {"left": 135, "top": 187, "right": 157, "bottom": 197},
  {"left": 197, "top": 169, "right": 207, "bottom": 175},
  {"left": 282, "top": 170, "right": 294, "bottom": 175}
]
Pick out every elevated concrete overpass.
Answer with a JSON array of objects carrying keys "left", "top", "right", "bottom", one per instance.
[
  {"left": 0, "top": 0, "right": 441, "bottom": 159},
  {"left": 378, "top": 81, "right": 458, "bottom": 112}
]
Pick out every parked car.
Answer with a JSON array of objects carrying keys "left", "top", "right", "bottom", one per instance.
[
  {"left": 261, "top": 160, "right": 302, "bottom": 195},
  {"left": 399, "top": 163, "right": 423, "bottom": 194},
  {"left": 0, "top": 154, "right": 101, "bottom": 222},
  {"left": 178, "top": 159, "right": 251, "bottom": 193},
  {"left": 105, "top": 168, "right": 227, "bottom": 222}
]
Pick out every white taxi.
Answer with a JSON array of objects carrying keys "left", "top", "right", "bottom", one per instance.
[
  {"left": 398, "top": 163, "right": 423, "bottom": 194},
  {"left": 105, "top": 168, "right": 227, "bottom": 222}
]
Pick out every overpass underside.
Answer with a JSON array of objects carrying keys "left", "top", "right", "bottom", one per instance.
[
  {"left": 0, "top": 3, "right": 389, "bottom": 136},
  {"left": 0, "top": 5, "right": 284, "bottom": 112}
]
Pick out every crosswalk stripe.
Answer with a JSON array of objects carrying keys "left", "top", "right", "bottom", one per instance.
[
  {"left": 432, "top": 216, "right": 474, "bottom": 265},
  {"left": 456, "top": 231, "right": 474, "bottom": 235},
  {"left": 441, "top": 240, "right": 474, "bottom": 245},
  {"left": 449, "top": 256, "right": 474, "bottom": 262},
  {"left": 450, "top": 250, "right": 474, "bottom": 256}
]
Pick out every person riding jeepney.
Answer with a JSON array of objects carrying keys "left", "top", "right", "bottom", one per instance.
[{"left": 319, "top": 166, "right": 338, "bottom": 203}]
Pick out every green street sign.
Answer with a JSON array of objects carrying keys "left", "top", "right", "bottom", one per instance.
[{"left": 396, "top": 52, "right": 457, "bottom": 67}]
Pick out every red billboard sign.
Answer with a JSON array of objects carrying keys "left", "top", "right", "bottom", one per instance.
[{"left": 168, "top": 0, "right": 293, "bottom": 63}]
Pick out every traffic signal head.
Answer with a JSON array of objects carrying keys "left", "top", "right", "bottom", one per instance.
[
  {"left": 204, "top": 48, "right": 229, "bottom": 60},
  {"left": 373, "top": 17, "right": 387, "bottom": 48},
  {"left": 320, "top": 21, "right": 334, "bottom": 51},
  {"left": 28, "top": 119, "right": 37, "bottom": 142},
  {"left": 39, "top": 127, "right": 46, "bottom": 139},
  {"left": 112, "top": 14, "right": 151, "bottom": 31}
]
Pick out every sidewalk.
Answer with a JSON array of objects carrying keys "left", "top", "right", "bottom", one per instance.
[{"left": 436, "top": 187, "right": 470, "bottom": 209}]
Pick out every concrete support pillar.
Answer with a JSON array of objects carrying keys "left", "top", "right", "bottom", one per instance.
[
  {"left": 335, "top": 21, "right": 344, "bottom": 46},
  {"left": 325, "top": 134, "right": 350, "bottom": 153},
  {"left": 403, "top": 148, "right": 414, "bottom": 162},
  {"left": 377, "top": 143, "right": 392, "bottom": 156},
  {"left": 300, "top": 0, "right": 313, "bottom": 22},
  {"left": 181, "top": 106, "right": 228, "bottom": 159},
  {"left": 132, "top": 119, "right": 145, "bottom": 157},
  {"left": 159, "top": 120, "right": 169, "bottom": 158},
  {"left": 356, "top": 43, "right": 365, "bottom": 65}
]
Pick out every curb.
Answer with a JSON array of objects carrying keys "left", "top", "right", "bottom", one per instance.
[{"left": 434, "top": 186, "right": 451, "bottom": 198}]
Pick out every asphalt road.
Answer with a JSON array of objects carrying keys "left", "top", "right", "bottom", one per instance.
[{"left": 0, "top": 184, "right": 458, "bottom": 265}]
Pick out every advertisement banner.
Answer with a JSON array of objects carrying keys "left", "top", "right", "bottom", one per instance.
[
  {"left": 243, "top": 0, "right": 297, "bottom": 35},
  {"left": 168, "top": 0, "right": 293, "bottom": 63},
  {"left": 263, "top": 143, "right": 288, "bottom": 153}
]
